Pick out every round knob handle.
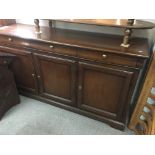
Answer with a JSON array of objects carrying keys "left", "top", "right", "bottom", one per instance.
[
  {"left": 3, "top": 60, "right": 7, "bottom": 64},
  {"left": 32, "top": 74, "right": 35, "bottom": 77},
  {"left": 102, "top": 54, "right": 107, "bottom": 58},
  {"left": 8, "top": 38, "right": 12, "bottom": 41},
  {"left": 49, "top": 45, "right": 54, "bottom": 48},
  {"left": 78, "top": 85, "right": 82, "bottom": 91},
  {"left": 37, "top": 75, "right": 41, "bottom": 79}
]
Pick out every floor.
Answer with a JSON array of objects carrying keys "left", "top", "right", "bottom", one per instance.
[{"left": 0, "top": 96, "right": 134, "bottom": 135}]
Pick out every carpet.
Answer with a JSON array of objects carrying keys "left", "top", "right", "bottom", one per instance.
[{"left": 0, "top": 96, "right": 134, "bottom": 135}]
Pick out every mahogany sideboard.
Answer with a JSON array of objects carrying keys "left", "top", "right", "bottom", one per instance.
[{"left": 0, "top": 23, "right": 152, "bottom": 130}]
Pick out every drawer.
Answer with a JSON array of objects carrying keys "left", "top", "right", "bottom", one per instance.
[
  {"left": 0, "top": 35, "right": 77, "bottom": 57},
  {"left": 0, "top": 35, "right": 13, "bottom": 43},
  {"left": 0, "top": 35, "right": 30, "bottom": 47},
  {"left": 29, "top": 41, "right": 77, "bottom": 57},
  {"left": 0, "top": 36, "right": 16, "bottom": 47},
  {"left": 77, "top": 48, "right": 139, "bottom": 68}
]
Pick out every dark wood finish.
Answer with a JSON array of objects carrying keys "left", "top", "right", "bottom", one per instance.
[
  {"left": 33, "top": 53, "right": 77, "bottom": 106},
  {"left": 77, "top": 48, "right": 140, "bottom": 68},
  {"left": 0, "top": 23, "right": 152, "bottom": 130},
  {"left": 0, "top": 24, "right": 150, "bottom": 58},
  {"left": 39, "top": 19, "right": 155, "bottom": 48},
  {"left": 77, "top": 62, "right": 134, "bottom": 123},
  {"left": 0, "top": 52, "right": 20, "bottom": 119}
]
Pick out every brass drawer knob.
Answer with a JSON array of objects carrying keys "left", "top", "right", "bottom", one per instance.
[
  {"left": 78, "top": 85, "right": 82, "bottom": 91},
  {"left": 8, "top": 38, "right": 12, "bottom": 42},
  {"left": 49, "top": 45, "right": 54, "bottom": 48},
  {"left": 3, "top": 60, "right": 7, "bottom": 64},
  {"left": 102, "top": 54, "right": 107, "bottom": 58}
]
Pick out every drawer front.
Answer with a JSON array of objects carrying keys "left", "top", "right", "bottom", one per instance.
[
  {"left": 0, "top": 35, "right": 26, "bottom": 45},
  {"left": 77, "top": 48, "right": 138, "bottom": 68},
  {"left": 29, "top": 41, "right": 77, "bottom": 57},
  {"left": 0, "top": 35, "right": 32, "bottom": 50},
  {"left": 0, "top": 35, "right": 142, "bottom": 68},
  {"left": 0, "top": 35, "right": 77, "bottom": 57},
  {"left": 0, "top": 35, "right": 13, "bottom": 43}
]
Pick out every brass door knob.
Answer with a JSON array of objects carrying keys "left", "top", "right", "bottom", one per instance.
[
  {"left": 78, "top": 85, "right": 82, "bottom": 91},
  {"left": 8, "top": 38, "right": 12, "bottom": 41},
  {"left": 102, "top": 54, "right": 107, "bottom": 58},
  {"left": 3, "top": 60, "right": 7, "bottom": 64},
  {"left": 49, "top": 45, "right": 54, "bottom": 48}
]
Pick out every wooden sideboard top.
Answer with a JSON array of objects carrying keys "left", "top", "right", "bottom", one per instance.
[
  {"left": 0, "top": 24, "right": 151, "bottom": 58},
  {"left": 53, "top": 19, "right": 155, "bottom": 29}
]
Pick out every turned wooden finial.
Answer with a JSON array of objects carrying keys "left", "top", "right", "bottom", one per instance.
[
  {"left": 121, "top": 19, "right": 135, "bottom": 48},
  {"left": 49, "top": 20, "right": 55, "bottom": 28},
  {"left": 121, "top": 28, "right": 132, "bottom": 48},
  {"left": 49, "top": 20, "right": 53, "bottom": 27},
  {"left": 127, "top": 19, "right": 135, "bottom": 26},
  {"left": 34, "top": 19, "right": 42, "bottom": 34}
]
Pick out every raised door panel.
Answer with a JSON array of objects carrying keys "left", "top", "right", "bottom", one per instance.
[
  {"left": 78, "top": 62, "right": 134, "bottom": 122},
  {"left": 34, "top": 53, "right": 77, "bottom": 106},
  {"left": 0, "top": 47, "right": 37, "bottom": 94}
]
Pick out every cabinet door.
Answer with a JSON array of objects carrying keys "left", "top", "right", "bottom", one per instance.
[
  {"left": 0, "top": 47, "right": 37, "bottom": 94},
  {"left": 78, "top": 62, "right": 134, "bottom": 122},
  {"left": 34, "top": 53, "right": 77, "bottom": 106}
]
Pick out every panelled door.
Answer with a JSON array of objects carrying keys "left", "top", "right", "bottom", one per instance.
[
  {"left": 33, "top": 53, "right": 77, "bottom": 106},
  {"left": 77, "top": 61, "right": 134, "bottom": 122}
]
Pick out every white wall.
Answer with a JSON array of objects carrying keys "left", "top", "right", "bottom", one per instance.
[{"left": 16, "top": 19, "right": 155, "bottom": 41}]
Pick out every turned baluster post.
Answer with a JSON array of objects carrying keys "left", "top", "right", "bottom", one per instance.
[
  {"left": 121, "top": 19, "right": 135, "bottom": 48},
  {"left": 34, "top": 19, "right": 42, "bottom": 34}
]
